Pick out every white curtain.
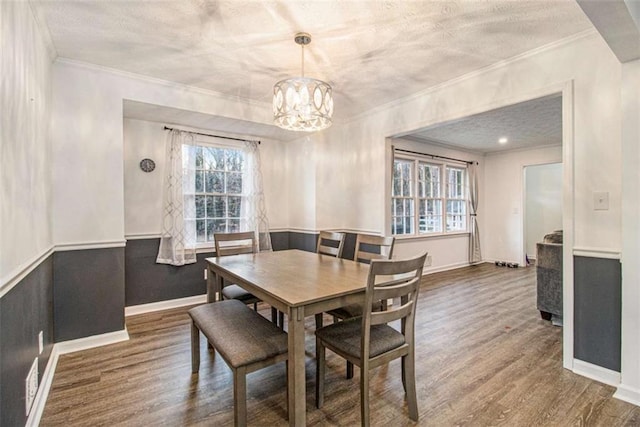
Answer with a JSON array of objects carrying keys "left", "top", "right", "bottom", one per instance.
[
  {"left": 241, "top": 141, "right": 272, "bottom": 252},
  {"left": 157, "top": 129, "right": 198, "bottom": 266},
  {"left": 468, "top": 162, "right": 482, "bottom": 263}
]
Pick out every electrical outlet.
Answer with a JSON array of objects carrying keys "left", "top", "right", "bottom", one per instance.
[
  {"left": 204, "top": 269, "right": 208, "bottom": 280},
  {"left": 425, "top": 255, "right": 433, "bottom": 267},
  {"left": 25, "top": 358, "right": 38, "bottom": 416},
  {"left": 38, "top": 331, "right": 43, "bottom": 354}
]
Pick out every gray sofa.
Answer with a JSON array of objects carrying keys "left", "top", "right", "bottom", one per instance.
[{"left": 536, "top": 230, "right": 563, "bottom": 322}]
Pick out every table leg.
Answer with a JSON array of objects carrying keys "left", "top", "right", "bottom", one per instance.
[
  {"left": 206, "top": 266, "right": 222, "bottom": 303},
  {"left": 287, "top": 306, "right": 306, "bottom": 426}
]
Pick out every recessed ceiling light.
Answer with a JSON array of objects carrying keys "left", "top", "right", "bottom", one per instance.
[{"left": 498, "top": 137, "right": 508, "bottom": 144}]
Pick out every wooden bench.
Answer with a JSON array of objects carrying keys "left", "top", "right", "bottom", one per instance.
[{"left": 188, "top": 299, "right": 288, "bottom": 426}]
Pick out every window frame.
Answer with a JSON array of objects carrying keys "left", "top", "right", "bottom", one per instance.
[
  {"left": 391, "top": 154, "right": 469, "bottom": 238},
  {"left": 183, "top": 139, "right": 249, "bottom": 250}
]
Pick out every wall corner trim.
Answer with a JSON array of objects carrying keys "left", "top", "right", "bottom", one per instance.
[
  {"left": 613, "top": 384, "right": 640, "bottom": 407},
  {"left": 125, "top": 294, "right": 207, "bottom": 317},
  {"left": 25, "top": 329, "right": 129, "bottom": 427},
  {"left": 573, "top": 358, "right": 621, "bottom": 387}
]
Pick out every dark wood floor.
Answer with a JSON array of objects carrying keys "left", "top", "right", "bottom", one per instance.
[{"left": 41, "top": 263, "right": 640, "bottom": 426}]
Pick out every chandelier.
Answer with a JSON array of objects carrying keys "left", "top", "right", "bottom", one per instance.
[{"left": 273, "top": 32, "right": 333, "bottom": 132}]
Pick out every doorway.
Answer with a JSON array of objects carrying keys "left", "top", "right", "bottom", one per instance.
[{"left": 524, "top": 163, "right": 563, "bottom": 264}]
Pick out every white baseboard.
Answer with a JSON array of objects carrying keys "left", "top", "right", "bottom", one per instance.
[
  {"left": 125, "top": 294, "right": 207, "bottom": 317},
  {"left": 423, "top": 261, "right": 471, "bottom": 275},
  {"left": 56, "top": 328, "right": 130, "bottom": 355},
  {"left": 573, "top": 359, "right": 621, "bottom": 387},
  {"left": 25, "top": 346, "right": 59, "bottom": 427},
  {"left": 614, "top": 384, "right": 640, "bottom": 407},
  {"left": 25, "top": 328, "right": 130, "bottom": 427}
]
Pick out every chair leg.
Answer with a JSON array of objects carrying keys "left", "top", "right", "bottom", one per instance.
[
  {"left": 316, "top": 338, "right": 326, "bottom": 409},
  {"left": 315, "top": 313, "right": 324, "bottom": 329},
  {"left": 279, "top": 311, "right": 284, "bottom": 330},
  {"left": 360, "top": 366, "right": 370, "bottom": 427},
  {"left": 404, "top": 351, "right": 418, "bottom": 421},
  {"left": 233, "top": 367, "right": 248, "bottom": 427},
  {"left": 271, "top": 307, "right": 278, "bottom": 324},
  {"left": 191, "top": 321, "right": 200, "bottom": 373},
  {"left": 346, "top": 361, "right": 354, "bottom": 379},
  {"left": 253, "top": 302, "right": 258, "bottom": 311},
  {"left": 285, "top": 360, "right": 289, "bottom": 416},
  {"left": 401, "top": 355, "right": 407, "bottom": 392}
]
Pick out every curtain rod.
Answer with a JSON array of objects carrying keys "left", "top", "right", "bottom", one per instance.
[
  {"left": 163, "top": 126, "right": 260, "bottom": 144},
  {"left": 393, "top": 147, "right": 476, "bottom": 165}
]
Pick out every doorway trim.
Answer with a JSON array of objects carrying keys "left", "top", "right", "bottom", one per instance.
[{"left": 386, "top": 79, "right": 576, "bottom": 370}]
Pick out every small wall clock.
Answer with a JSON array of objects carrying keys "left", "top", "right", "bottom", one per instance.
[{"left": 139, "top": 158, "right": 156, "bottom": 173}]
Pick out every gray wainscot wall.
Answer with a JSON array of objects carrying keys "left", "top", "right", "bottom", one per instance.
[{"left": 574, "top": 255, "right": 622, "bottom": 372}]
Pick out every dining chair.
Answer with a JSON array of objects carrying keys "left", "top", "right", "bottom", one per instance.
[
  {"left": 317, "top": 230, "right": 346, "bottom": 257},
  {"left": 215, "top": 231, "right": 278, "bottom": 324},
  {"left": 280, "top": 231, "right": 346, "bottom": 329},
  {"left": 315, "top": 252, "right": 427, "bottom": 427},
  {"left": 321, "top": 234, "right": 396, "bottom": 377},
  {"left": 316, "top": 234, "right": 395, "bottom": 327}
]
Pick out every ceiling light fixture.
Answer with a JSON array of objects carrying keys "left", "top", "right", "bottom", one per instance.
[
  {"left": 273, "top": 32, "right": 333, "bottom": 132},
  {"left": 498, "top": 137, "right": 508, "bottom": 144}
]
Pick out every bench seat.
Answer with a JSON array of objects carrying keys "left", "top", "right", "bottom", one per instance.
[{"left": 188, "top": 300, "right": 288, "bottom": 426}]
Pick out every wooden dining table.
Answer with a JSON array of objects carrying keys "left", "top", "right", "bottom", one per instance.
[{"left": 205, "top": 249, "right": 372, "bottom": 427}]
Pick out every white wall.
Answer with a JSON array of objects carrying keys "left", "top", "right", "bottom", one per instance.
[
  {"left": 525, "top": 162, "right": 563, "bottom": 258},
  {"left": 284, "top": 134, "right": 317, "bottom": 232},
  {"left": 301, "top": 32, "right": 620, "bottom": 263},
  {"left": 51, "top": 60, "right": 275, "bottom": 246},
  {"left": 484, "top": 146, "right": 562, "bottom": 264},
  {"left": 0, "top": 1, "right": 54, "bottom": 287},
  {"left": 123, "top": 119, "right": 166, "bottom": 237},
  {"left": 123, "top": 118, "right": 289, "bottom": 237},
  {"left": 619, "top": 59, "right": 640, "bottom": 404}
]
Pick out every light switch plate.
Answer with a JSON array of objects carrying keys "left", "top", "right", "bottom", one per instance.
[{"left": 594, "top": 191, "right": 609, "bottom": 210}]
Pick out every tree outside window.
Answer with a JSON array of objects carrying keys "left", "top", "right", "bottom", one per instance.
[{"left": 184, "top": 144, "right": 247, "bottom": 244}]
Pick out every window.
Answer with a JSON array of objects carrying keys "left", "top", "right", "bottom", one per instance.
[
  {"left": 392, "top": 156, "right": 468, "bottom": 236},
  {"left": 392, "top": 159, "right": 414, "bottom": 235},
  {"left": 183, "top": 143, "right": 247, "bottom": 244}
]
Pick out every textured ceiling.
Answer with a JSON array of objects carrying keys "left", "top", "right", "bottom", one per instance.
[
  {"left": 33, "top": 0, "right": 593, "bottom": 125},
  {"left": 406, "top": 94, "right": 562, "bottom": 153}
]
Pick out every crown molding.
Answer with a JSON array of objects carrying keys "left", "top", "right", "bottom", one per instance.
[
  {"left": 482, "top": 142, "right": 563, "bottom": 157},
  {"left": 54, "top": 57, "right": 273, "bottom": 112},
  {"left": 344, "top": 29, "right": 598, "bottom": 126}
]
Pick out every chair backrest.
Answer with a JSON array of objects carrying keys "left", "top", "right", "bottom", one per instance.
[
  {"left": 316, "top": 231, "right": 346, "bottom": 258},
  {"left": 353, "top": 234, "right": 395, "bottom": 263},
  {"left": 214, "top": 231, "right": 257, "bottom": 257},
  {"left": 361, "top": 252, "right": 428, "bottom": 358}
]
